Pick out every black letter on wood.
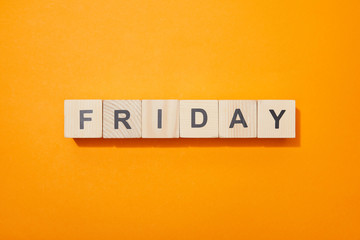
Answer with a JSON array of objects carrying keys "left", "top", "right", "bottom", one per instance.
[
  {"left": 229, "top": 109, "right": 248, "bottom": 128},
  {"left": 191, "top": 109, "right": 207, "bottom": 128},
  {"left": 269, "top": 109, "right": 286, "bottom": 129},
  {"left": 114, "top": 110, "right": 131, "bottom": 129},
  {"left": 80, "top": 110, "right": 93, "bottom": 129}
]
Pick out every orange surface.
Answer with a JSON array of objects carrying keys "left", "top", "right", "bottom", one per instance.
[{"left": 1, "top": 0, "right": 360, "bottom": 239}]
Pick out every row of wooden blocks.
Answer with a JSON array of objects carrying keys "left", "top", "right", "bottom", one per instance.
[{"left": 64, "top": 100, "right": 296, "bottom": 138}]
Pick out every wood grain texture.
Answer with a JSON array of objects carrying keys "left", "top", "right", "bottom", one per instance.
[
  {"left": 103, "top": 100, "right": 141, "bottom": 138},
  {"left": 180, "top": 100, "right": 218, "bottom": 138},
  {"left": 142, "top": 100, "right": 179, "bottom": 138},
  {"left": 64, "top": 100, "right": 102, "bottom": 138},
  {"left": 257, "top": 100, "right": 296, "bottom": 138},
  {"left": 219, "top": 100, "right": 257, "bottom": 138}
]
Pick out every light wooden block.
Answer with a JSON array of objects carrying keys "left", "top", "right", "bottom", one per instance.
[
  {"left": 257, "top": 100, "right": 296, "bottom": 138},
  {"left": 64, "top": 100, "right": 102, "bottom": 138},
  {"left": 103, "top": 100, "right": 141, "bottom": 138},
  {"left": 180, "top": 100, "right": 218, "bottom": 138},
  {"left": 219, "top": 100, "right": 257, "bottom": 138},
  {"left": 142, "top": 100, "right": 179, "bottom": 138}
]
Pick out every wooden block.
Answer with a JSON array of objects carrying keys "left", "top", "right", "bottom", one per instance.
[
  {"left": 64, "top": 100, "right": 102, "bottom": 138},
  {"left": 219, "top": 100, "right": 257, "bottom": 138},
  {"left": 257, "top": 100, "right": 296, "bottom": 138},
  {"left": 180, "top": 100, "right": 218, "bottom": 138},
  {"left": 142, "top": 100, "right": 179, "bottom": 138},
  {"left": 103, "top": 100, "right": 141, "bottom": 138}
]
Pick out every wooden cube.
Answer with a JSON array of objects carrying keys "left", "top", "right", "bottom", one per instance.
[
  {"left": 64, "top": 100, "right": 102, "bottom": 138},
  {"left": 180, "top": 100, "right": 218, "bottom": 138},
  {"left": 103, "top": 100, "right": 141, "bottom": 138},
  {"left": 257, "top": 100, "right": 296, "bottom": 138},
  {"left": 219, "top": 100, "right": 257, "bottom": 138},
  {"left": 142, "top": 100, "right": 179, "bottom": 138}
]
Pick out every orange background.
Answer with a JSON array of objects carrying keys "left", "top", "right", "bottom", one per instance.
[{"left": 1, "top": 0, "right": 360, "bottom": 239}]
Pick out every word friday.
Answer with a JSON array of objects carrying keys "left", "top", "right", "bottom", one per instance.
[{"left": 64, "top": 100, "right": 296, "bottom": 138}]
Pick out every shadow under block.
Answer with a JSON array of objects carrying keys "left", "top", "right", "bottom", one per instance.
[
  {"left": 103, "top": 100, "right": 141, "bottom": 138},
  {"left": 219, "top": 100, "right": 257, "bottom": 138},
  {"left": 257, "top": 100, "right": 296, "bottom": 138},
  {"left": 64, "top": 100, "right": 102, "bottom": 138},
  {"left": 180, "top": 100, "right": 219, "bottom": 138},
  {"left": 142, "top": 100, "right": 179, "bottom": 138}
]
